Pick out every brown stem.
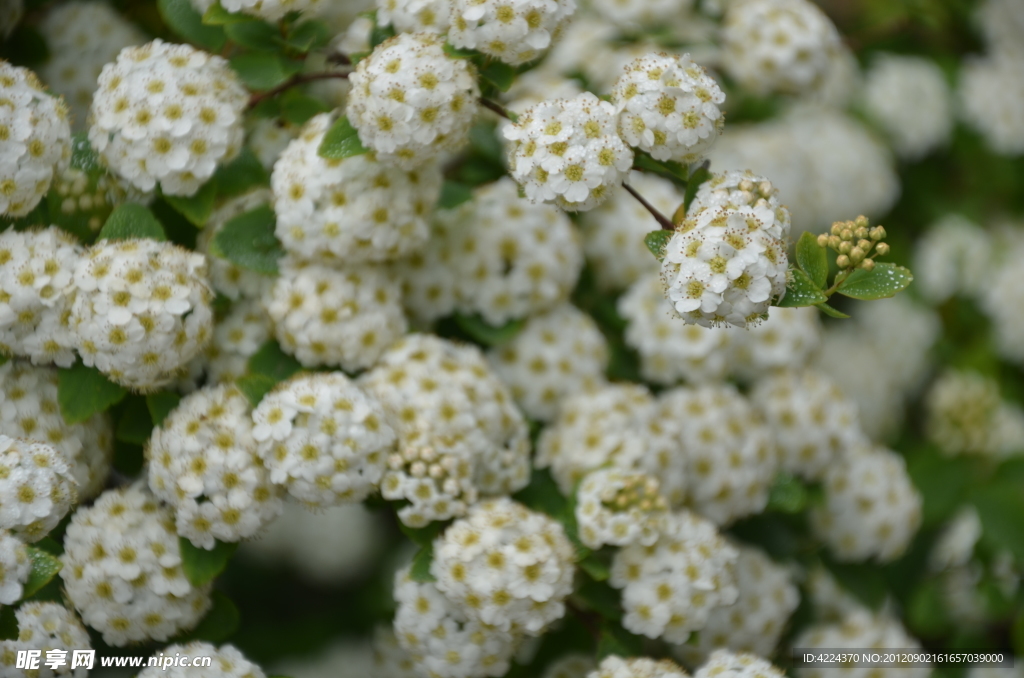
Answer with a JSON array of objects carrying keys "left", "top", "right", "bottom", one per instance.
[
  {"left": 247, "top": 71, "right": 351, "bottom": 109},
  {"left": 479, "top": 97, "right": 515, "bottom": 121},
  {"left": 623, "top": 182, "right": 675, "bottom": 231}
]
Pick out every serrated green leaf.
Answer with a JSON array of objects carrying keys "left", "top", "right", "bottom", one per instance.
[
  {"left": 836, "top": 262, "right": 914, "bottom": 301},
  {"left": 98, "top": 203, "right": 167, "bottom": 242},
  {"left": 224, "top": 18, "right": 281, "bottom": 51},
  {"left": 597, "top": 622, "right": 644, "bottom": 660},
  {"left": 777, "top": 267, "right": 828, "bottom": 307},
  {"left": 179, "top": 591, "right": 240, "bottom": 643},
  {"left": 317, "top": 115, "right": 369, "bottom": 160},
  {"left": 279, "top": 90, "right": 330, "bottom": 126},
  {"left": 21, "top": 547, "right": 62, "bottom": 600},
  {"left": 158, "top": 0, "right": 226, "bottom": 51},
  {"left": 479, "top": 60, "right": 516, "bottom": 92},
  {"left": 179, "top": 537, "right": 238, "bottom": 587},
  {"left": 683, "top": 162, "right": 711, "bottom": 215},
  {"left": 146, "top": 391, "right": 181, "bottom": 429},
  {"left": 213, "top": 148, "right": 269, "bottom": 198},
  {"left": 453, "top": 314, "right": 524, "bottom": 346},
  {"left": 115, "top": 396, "right": 154, "bottom": 445},
  {"left": 230, "top": 52, "right": 299, "bottom": 90},
  {"left": 285, "top": 20, "right": 332, "bottom": 52},
  {"left": 815, "top": 301, "right": 850, "bottom": 319},
  {"left": 796, "top": 231, "right": 828, "bottom": 288},
  {"left": 410, "top": 543, "right": 436, "bottom": 582},
  {"left": 212, "top": 204, "right": 284, "bottom": 274},
  {"left": 163, "top": 179, "right": 217, "bottom": 227},
  {"left": 58, "top": 363, "right": 127, "bottom": 425},
  {"left": 247, "top": 340, "right": 303, "bottom": 382},
  {"left": 236, "top": 373, "right": 278, "bottom": 407},
  {"left": 202, "top": 1, "right": 250, "bottom": 23},
  {"left": 438, "top": 181, "right": 474, "bottom": 209},
  {"left": 644, "top": 229, "right": 672, "bottom": 261}
]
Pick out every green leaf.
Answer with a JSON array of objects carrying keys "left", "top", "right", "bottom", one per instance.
[
  {"left": 230, "top": 52, "right": 299, "bottom": 90},
  {"left": 815, "top": 301, "right": 850, "bottom": 319},
  {"left": 443, "top": 43, "right": 478, "bottom": 59},
  {"left": 318, "top": 115, "right": 369, "bottom": 160},
  {"left": 247, "top": 340, "right": 303, "bottom": 382},
  {"left": 0, "top": 607, "right": 16, "bottom": 641},
  {"left": 284, "top": 20, "right": 332, "bottom": 52},
  {"left": 410, "top": 543, "right": 436, "bottom": 582},
  {"left": 766, "top": 471, "right": 807, "bottom": 513},
  {"left": 513, "top": 469, "right": 568, "bottom": 519},
  {"left": 279, "top": 90, "right": 330, "bottom": 126},
  {"left": 115, "top": 396, "right": 155, "bottom": 445},
  {"left": 158, "top": 0, "right": 226, "bottom": 51},
  {"left": 579, "top": 553, "right": 611, "bottom": 582},
  {"left": 224, "top": 18, "right": 281, "bottom": 51},
  {"left": 683, "top": 162, "right": 711, "bottom": 215},
  {"left": 370, "top": 21, "right": 396, "bottom": 48},
  {"left": 146, "top": 391, "right": 182, "bottom": 429},
  {"left": 236, "top": 373, "right": 279, "bottom": 407},
  {"left": 438, "top": 181, "right": 474, "bottom": 209},
  {"left": 632, "top": 152, "right": 688, "bottom": 184},
  {"left": 453, "top": 314, "right": 524, "bottom": 346},
  {"left": 597, "top": 622, "right": 643, "bottom": 660},
  {"left": 644, "top": 229, "right": 672, "bottom": 261},
  {"left": 777, "top": 267, "right": 828, "bottom": 307},
  {"left": 213, "top": 147, "right": 269, "bottom": 198},
  {"left": 98, "top": 203, "right": 167, "bottom": 242},
  {"left": 180, "top": 591, "right": 240, "bottom": 643},
  {"left": 163, "top": 179, "right": 217, "bottom": 227},
  {"left": 479, "top": 60, "right": 516, "bottom": 92},
  {"left": 21, "top": 547, "right": 63, "bottom": 600},
  {"left": 58, "top": 363, "right": 127, "bottom": 425},
  {"left": 69, "top": 133, "right": 102, "bottom": 173},
  {"left": 796, "top": 231, "right": 828, "bottom": 289},
  {"left": 398, "top": 520, "right": 446, "bottom": 547},
  {"left": 212, "top": 204, "right": 284, "bottom": 274},
  {"left": 573, "top": 579, "right": 621, "bottom": 620},
  {"left": 822, "top": 558, "right": 888, "bottom": 610},
  {"left": 202, "top": 1, "right": 251, "bottom": 23},
  {"left": 836, "top": 263, "right": 914, "bottom": 301},
  {"left": 970, "top": 483, "right": 1024, "bottom": 564},
  {"left": 179, "top": 537, "right": 239, "bottom": 587}
]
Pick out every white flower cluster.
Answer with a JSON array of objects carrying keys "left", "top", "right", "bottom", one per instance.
[
  {"left": 588, "top": 655, "right": 689, "bottom": 678},
  {"left": 958, "top": 53, "right": 1024, "bottom": 156},
  {"left": 610, "top": 510, "right": 738, "bottom": 643},
  {"left": 976, "top": 0, "right": 1024, "bottom": 56},
  {"left": 925, "top": 369, "right": 1024, "bottom": 458},
  {"left": 38, "top": 1, "right": 147, "bottom": 130},
  {"left": 431, "top": 498, "right": 576, "bottom": 635},
  {"left": 674, "top": 546, "right": 799, "bottom": 665},
  {"left": 377, "top": 0, "right": 451, "bottom": 34},
  {"left": 0, "top": 433, "right": 75, "bottom": 542},
  {"left": 795, "top": 610, "right": 930, "bottom": 678},
  {"left": 252, "top": 372, "right": 395, "bottom": 508},
  {"left": 190, "top": 0, "right": 334, "bottom": 21},
  {"left": 721, "top": 0, "right": 841, "bottom": 95},
  {"left": 70, "top": 238, "right": 214, "bottom": 390},
  {"left": 203, "top": 299, "right": 271, "bottom": 385},
  {"left": 693, "top": 651, "right": 786, "bottom": 678},
  {"left": 0, "top": 362, "right": 113, "bottom": 500},
  {"left": 360, "top": 335, "right": 530, "bottom": 526},
  {"left": 913, "top": 214, "right": 993, "bottom": 304},
  {"left": 588, "top": 0, "right": 693, "bottom": 27},
  {"left": 544, "top": 654, "right": 596, "bottom": 678},
  {"left": 89, "top": 40, "right": 247, "bottom": 196},
  {"left": 61, "top": 484, "right": 212, "bottom": 646},
  {"left": 148, "top": 384, "right": 282, "bottom": 549},
  {"left": 982, "top": 237, "right": 1024, "bottom": 365},
  {"left": 0, "top": 529, "right": 30, "bottom": 604},
  {"left": 576, "top": 468, "right": 668, "bottom": 549},
  {"left": 504, "top": 92, "right": 634, "bottom": 211},
  {"left": 487, "top": 304, "right": 607, "bottom": 421},
  {"left": 263, "top": 258, "right": 407, "bottom": 371},
  {"left": 347, "top": 32, "right": 480, "bottom": 168},
  {"left": 0, "top": 61, "right": 71, "bottom": 218},
  {"left": 752, "top": 370, "right": 865, "bottom": 480},
  {"left": 810, "top": 445, "right": 922, "bottom": 562},
  {"left": 611, "top": 53, "right": 725, "bottom": 164},
  {"left": 0, "top": 227, "right": 82, "bottom": 367},
  {"left": 137, "top": 642, "right": 266, "bottom": 678},
  {"left": 272, "top": 113, "right": 441, "bottom": 265},
  {"left": 393, "top": 565, "right": 522, "bottom": 678},
  {"left": 0, "top": 603, "right": 91, "bottom": 678},
  {"left": 448, "top": 0, "right": 576, "bottom": 65},
  {"left": 195, "top": 188, "right": 275, "bottom": 301},
  {"left": 729, "top": 306, "right": 821, "bottom": 381},
  {"left": 657, "top": 385, "right": 777, "bottom": 526},
  {"left": 862, "top": 53, "right": 952, "bottom": 160},
  {"left": 373, "top": 625, "right": 420, "bottom": 677},
  {"left": 402, "top": 178, "right": 582, "bottom": 325}
]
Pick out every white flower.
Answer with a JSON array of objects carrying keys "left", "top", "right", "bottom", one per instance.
[
  {"left": 88, "top": 40, "right": 247, "bottom": 196},
  {"left": 377, "top": 0, "right": 451, "bottom": 34},
  {"left": 958, "top": 52, "right": 1024, "bottom": 156},
  {"left": 588, "top": 0, "right": 694, "bottom": 28},
  {"left": 203, "top": 298, "right": 271, "bottom": 385},
  {"left": 0, "top": 62, "right": 72, "bottom": 217},
  {"left": 0, "top": 434, "right": 76, "bottom": 542},
  {"left": 693, "top": 651, "right": 786, "bottom": 678},
  {"left": 189, "top": 0, "right": 337, "bottom": 23},
  {"left": 544, "top": 654, "right": 596, "bottom": 678},
  {"left": 729, "top": 306, "right": 821, "bottom": 382},
  {"left": 588, "top": 655, "right": 690, "bottom": 678},
  {"left": 448, "top": 0, "right": 576, "bottom": 66},
  {"left": 795, "top": 610, "right": 930, "bottom": 678},
  {"left": 0, "top": 603, "right": 92, "bottom": 678},
  {"left": 976, "top": 0, "right": 1024, "bottom": 57},
  {"left": 576, "top": 468, "right": 668, "bottom": 549},
  {"left": 347, "top": 32, "right": 480, "bottom": 169},
  {"left": 925, "top": 369, "right": 1024, "bottom": 458},
  {"left": 137, "top": 642, "right": 266, "bottom": 678},
  {"left": 0, "top": 529, "right": 30, "bottom": 605},
  {"left": 913, "top": 214, "right": 993, "bottom": 304},
  {"left": 929, "top": 507, "right": 982, "bottom": 572},
  {"left": 611, "top": 52, "right": 725, "bottom": 164},
  {"left": 504, "top": 92, "right": 634, "bottom": 211}
]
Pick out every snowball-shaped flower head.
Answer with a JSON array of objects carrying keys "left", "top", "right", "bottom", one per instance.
[
  {"left": 0, "top": 603, "right": 91, "bottom": 678},
  {"left": 252, "top": 372, "right": 395, "bottom": 508},
  {"left": 0, "top": 62, "right": 72, "bottom": 217},
  {"left": 377, "top": 0, "right": 451, "bottom": 34},
  {"left": 721, "top": 0, "right": 841, "bottom": 96},
  {"left": 982, "top": 240, "right": 1024, "bottom": 366},
  {"left": 656, "top": 385, "right": 777, "bottom": 526},
  {"left": 0, "top": 529, "right": 30, "bottom": 604},
  {"left": 588, "top": 655, "right": 690, "bottom": 678},
  {"left": 0, "top": 362, "right": 113, "bottom": 500},
  {"left": 576, "top": 468, "right": 668, "bottom": 549},
  {"left": 913, "top": 214, "right": 993, "bottom": 305},
  {"left": 751, "top": 370, "right": 866, "bottom": 481},
  {"left": 448, "top": 0, "right": 576, "bottom": 66},
  {"left": 958, "top": 53, "right": 1024, "bottom": 156},
  {"left": 360, "top": 335, "right": 530, "bottom": 526},
  {"left": 661, "top": 201, "right": 789, "bottom": 329},
  {"left": 202, "top": 299, "right": 271, "bottom": 386},
  {"left": 863, "top": 53, "right": 953, "bottom": 160},
  {"left": 693, "top": 651, "right": 786, "bottom": 678},
  {"left": 588, "top": 0, "right": 693, "bottom": 27},
  {"left": 0, "top": 434, "right": 76, "bottom": 542},
  {"left": 432, "top": 498, "right": 576, "bottom": 636},
  {"left": 688, "top": 169, "right": 791, "bottom": 230},
  {"left": 611, "top": 510, "right": 739, "bottom": 643},
  {"left": 137, "top": 642, "right": 266, "bottom": 678},
  {"left": 393, "top": 564, "right": 523, "bottom": 678},
  {"left": 0, "top": 227, "right": 83, "bottom": 367},
  {"left": 811, "top": 445, "right": 922, "bottom": 563},
  {"left": 272, "top": 112, "right": 442, "bottom": 265},
  {"left": 505, "top": 92, "right": 634, "bottom": 211},
  {"left": 347, "top": 32, "right": 480, "bottom": 169},
  {"left": 729, "top": 306, "right": 821, "bottom": 381},
  {"left": 487, "top": 303, "right": 608, "bottom": 421},
  {"left": 148, "top": 384, "right": 283, "bottom": 549},
  {"left": 611, "top": 53, "right": 725, "bottom": 164},
  {"left": 195, "top": 188, "right": 274, "bottom": 301},
  {"left": 925, "top": 369, "right": 1024, "bottom": 458},
  {"left": 190, "top": 0, "right": 333, "bottom": 21},
  {"left": 89, "top": 40, "right": 248, "bottom": 196},
  {"left": 795, "top": 610, "right": 930, "bottom": 678},
  {"left": 262, "top": 258, "right": 407, "bottom": 372},
  {"left": 70, "top": 238, "right": 214, "bottom": 391},
  {"left": 61, "top": 484, "right": 212, "bottom": 646},
  {"left": 674, "top": 547, "right": 799, "bottom": 666}
]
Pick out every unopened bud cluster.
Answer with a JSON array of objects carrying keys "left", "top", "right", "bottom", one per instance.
[{"left": 817, "top": 216, "right": 890, "bottom": 272}]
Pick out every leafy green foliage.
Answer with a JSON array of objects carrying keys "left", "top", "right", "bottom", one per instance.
[
  {"left": 58, "top": 363, "right": 128, "bottom": 425},
  {"left": 453, "top": 314, "right": 524, "bottom": 346},
  {"left": 318, "top": 115, "right": 369, "bottom": 160},
  {"left": 115, "top": 396, "right": 155, "bottom": 445},
  {"left": 248, "top": 340, "right": 303, "bottom": 382},
  {"left": 179, "top": 537, "right": 239, "bottom": 587},
  {"left": 146, "top": 391, "right": 182, "bottom": 428},
  {"left": 479, "top": 60, "right": 517, "bottom": 92},
  {"left": 278, "top": 90, "right": 330, "bottom": 126},
  {"left": 211, "top": 204, "right": 284, "bottom": 274},
  {"left": 21, "top": 547, "right": 63, "bottom": 600},
  {"left": 237, "top": 373, "right": 280, "bottom": 407},
  {"left": 777, "top": 268, "right": 828, "bottom": 307},
  {"left": 438, "top": 181, "right": 474, "bottom": 209},
  {"left": 201, "top": 2, "right": 251, "bottom": 24},
  {"left": 796, "top": 231, "right": 829, "bottom": 289},
  {"left": 632, "top": 152, "right": 689, "bottom": 185},
  {"left": 644, "top": 229, "right": 672, "bottom": 261},
  {"left": 98, "top": 203, "right": 167, "bottom": 242},
  {"left": 224, "top": 19, "right": 281, "bottom": 52},
  {"left": 230, "top": 52, "right": 303, "bottom": 90},
  {"left": 970, "top": 482, "right": 1024, "bottom": 564},
  {"left": 596, "top": 621, "right": 644, "bottom": 660},
  {"left": 815, "top": 301, "right": 851, "bottom": 319},
  {"left": 178, "top": 591, "right": 240, "bottom": 643},
  {"left": 163, "top": 179, "right": 218, "bottom": 226},
  {"left": 410, "top": 542, "right": 437, "bottom": 582},
  {"left": 158, "top": 0, "right": 226, "bottom": 51},
  {"left": 284, "top": 20, "right": 332, "bottom": 52},
  {"left": 837, "top": 263, "right": 914, "bottom": 300},
  {"left": 683, "top": 162, "right": 712, "bottom": 215},
  {"left": 213, "top": 148, "right": 270, "bottom": 198},
  {"left": 766, "top": 472, "right": 809, "bottom": 514}
]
